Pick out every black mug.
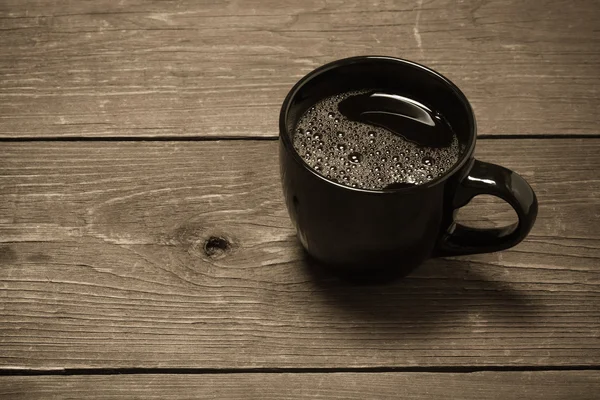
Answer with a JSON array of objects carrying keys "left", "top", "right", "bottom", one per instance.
[{"left": 279, "top": 56, "right": 538, "bottom": 279}]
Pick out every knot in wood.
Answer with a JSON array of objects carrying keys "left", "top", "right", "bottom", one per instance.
[{"left": 203, "top": 236, "right": 231, "bottom": 259}]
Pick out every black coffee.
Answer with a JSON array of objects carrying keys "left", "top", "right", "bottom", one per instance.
[{"left": 293, "top": 90, "right": 462, "bottom": 190}]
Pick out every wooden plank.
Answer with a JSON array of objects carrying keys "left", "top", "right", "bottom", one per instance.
[
  {"left": 1, "top": 372, "right": 599, "bottom": 399},
  {"left": 0, "top": 0, "right": 598, "bottom": 138},
  {"left": 0, "top": 139, "right": 599, "bottom": 370}
]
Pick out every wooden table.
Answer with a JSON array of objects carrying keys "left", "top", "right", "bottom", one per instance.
[{"left": 1, "top": 0, "right": 599, "bottom": 398}]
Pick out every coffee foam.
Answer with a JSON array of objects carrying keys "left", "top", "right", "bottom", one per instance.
[{"left": 293, "top": 91, "right": 462, "bottom": 190}]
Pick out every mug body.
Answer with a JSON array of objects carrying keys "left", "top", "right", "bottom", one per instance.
[{"left": 279, "top": 56, "right": 477, "bottom": 275}]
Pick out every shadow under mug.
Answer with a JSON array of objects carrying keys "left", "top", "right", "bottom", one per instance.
[{"left": 279, "top": 56, "right": 538, "bottom": 280}]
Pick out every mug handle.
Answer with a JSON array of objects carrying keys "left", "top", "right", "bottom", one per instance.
[{"left": 436, "top": 159, "right": 538, "bottom": 256}]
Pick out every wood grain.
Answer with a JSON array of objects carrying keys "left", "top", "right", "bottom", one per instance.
[
  {"left": 1, "top": 139, "right": 599, "bottom": 370},
  {"left": 1, "top": 0, "right": 599, "bottom": 138},
  {"left": 2, "top": 371, "right": 599, "bottom": 399}
]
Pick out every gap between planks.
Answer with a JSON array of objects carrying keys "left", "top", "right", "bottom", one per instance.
[
  {"left": 2, "top": 365, "right": 600, "bottom": 377},
  {"left": 1, "top": 134, "right": 600, "bottom": 142}
]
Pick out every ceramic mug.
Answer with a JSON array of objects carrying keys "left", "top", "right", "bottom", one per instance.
[{"left": 279, "top": 56, "right": 538, "bottom": 279}]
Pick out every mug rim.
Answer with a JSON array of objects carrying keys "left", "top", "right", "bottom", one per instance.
[{"left": 279, "top": 55, "right": 477, "bottom": 194}]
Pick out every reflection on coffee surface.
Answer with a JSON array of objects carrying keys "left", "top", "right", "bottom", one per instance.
[{"left": 293, "top": 90, "right": 462, "bottom": 190}]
